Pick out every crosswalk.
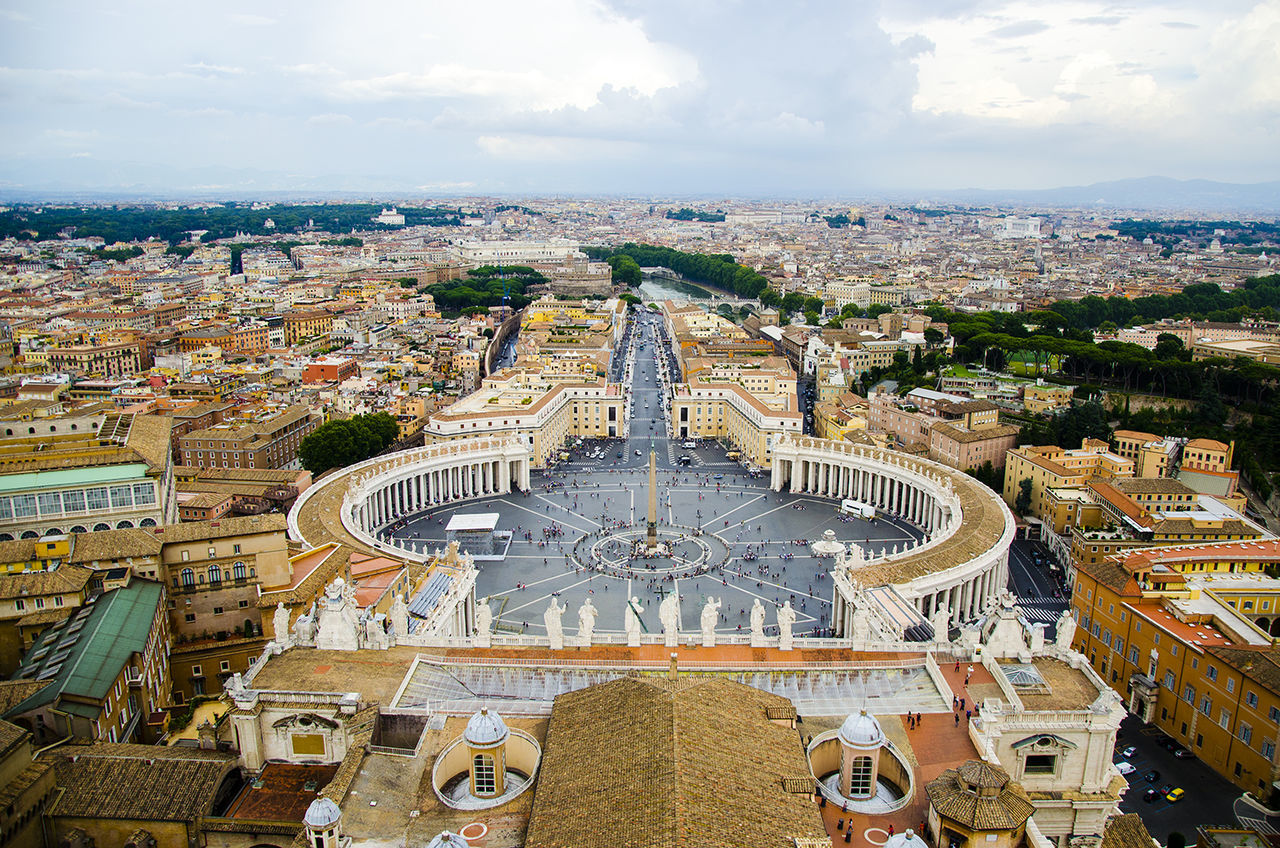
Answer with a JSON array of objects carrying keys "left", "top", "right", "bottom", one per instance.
[{"left": 1019, "top": 604, "right": 1068, "bottom": 624}]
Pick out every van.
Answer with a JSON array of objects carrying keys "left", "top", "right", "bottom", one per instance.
[{"left": 682, "top": 441, "right": 696, "bottom": 449}]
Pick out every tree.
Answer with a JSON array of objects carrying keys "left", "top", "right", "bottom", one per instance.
[
  {"left": 759, "top": 289, "right": 782, "bottom": 309},
  {"left": 1153, "top": 333, "right": 1188, "bottom": 361},
  {"left": 1014, "top": 478, "right": 1033, "bottom": 515},
  {"left": 606, "top": 254, "right": 642, "bottom": 287},
  {"left": 923, "top": 327, "right": 944, "bottom": 347},
  {"left": 298, "top": 412, "right": 400, "bottom": 474}
]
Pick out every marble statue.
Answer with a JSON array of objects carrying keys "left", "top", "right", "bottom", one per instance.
[
  {"left": 931, "top": 603, "right": 951, "bottom": 643},
  {"left": 363, "top": 614, "right": 389, "bottom": 650},
  {"left": 390, "top": 593, "right": 409, "bottom": 640},
  {"left": 749, "top": 599, "right": 766, "bottom": 647},
  {"left": 272, "top": 602, "right": 291, "bottom": 649},
  {"left": 624, "top": 597, "right": 645, "bottom": 647},
  {"left": 851, "top": 604, "right": 871, "bottom": 642},
  {"left": 777, "top": 601, "right": 796, "bottom": 651},
  {"left": 700, "top": 596, "right": 721, "bottom": 647},
  {"left": 544, "top": 597, "right": 565, "bottom": 650},
  {"left": 475, "top": 597, "right": 493, "bottom": 648},
  {"left": 846, "top": 544, "right": 866, "bottom": 570},
  {"left": 659, "top": 592, "right": 681, "bottom": 647},
  {"left": 316, "top": 578, "right": 361, "bottom": 651},
  {"left": 293, "top": 610, "right": 315, "bottom": 645},
  {"left": 577, "top": 598, "right": 597, "bottom": 644},
  {"left": 1054, "top": 609, "right": 1077, "bottom": 650}
]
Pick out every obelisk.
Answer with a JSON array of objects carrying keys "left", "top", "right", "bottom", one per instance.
[{"left": 646, "top": 442, "right": 658, "bottom": 550}]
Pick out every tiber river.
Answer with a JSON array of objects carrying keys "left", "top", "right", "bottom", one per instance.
[{"left": 638, "top": 277, "right": 715, "bottom": 302}]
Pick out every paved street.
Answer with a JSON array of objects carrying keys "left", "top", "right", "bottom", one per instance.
[{"left": 1112, "top": 714, "right": 1242, "bottom": 840}]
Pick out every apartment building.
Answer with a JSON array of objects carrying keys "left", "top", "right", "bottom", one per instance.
[
  {"left": 3, "top": 576, "right": 169, "bottom": 745},
  {"left": 1024, "top": 382, "right": 1075, "bottom": 415},
  {"left": 46, "top": 341, "right": 143, "bottom": 378},
  {"left": 1111, "top": 430, "right": 1180, "bottom": 478},
  {"left": 281, "top": 309, "right": 334, "bottom": 345},
  {"left": 1003, "top": 440, "right": 1135, "bottom": 521},
  {"left": 869, "top": 388, "right": 1019, "bottom": 471},
  {"left": 425, "top": 367, "right": 624, "bottom": 468},
  {"left": 1070, "top": 542, "right": 1280, "bottom": 798},
  {"left": 671, "top": 374, "right": 803, "bottom": 468},
  {"left": 177, "top": 404, "right": 319, "bottom": 470}
]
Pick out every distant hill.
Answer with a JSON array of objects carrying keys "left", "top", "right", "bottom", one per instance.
[{"left": 923, "top": 177, "right": 1280, "bottom": 214}]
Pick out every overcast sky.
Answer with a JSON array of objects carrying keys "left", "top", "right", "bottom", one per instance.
[{"left": 1, "top": 0, "right": 1276, "bottom": 196}]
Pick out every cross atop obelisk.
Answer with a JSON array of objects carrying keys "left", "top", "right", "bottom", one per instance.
[{"left": 646, "top": 440, "right": 658, "bottom": 549}]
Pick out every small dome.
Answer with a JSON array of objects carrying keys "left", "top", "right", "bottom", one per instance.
[
  {"left": 426, "top": 832, "right": 469, "bottom": 848},
  {"left": 303, "top": 797, "right": 341, "bottom": 828},
  {"left": 838, "top": 710, "right": 884, "bottom": 748},
  {"left": 465, "top": 707, "right": 509, "bottom": 746},
  {"left": 885, "top": 829, "right": 929, "bottom": 848}
]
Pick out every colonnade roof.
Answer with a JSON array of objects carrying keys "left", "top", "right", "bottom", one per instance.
[{"left": 777, "top": 438, "right": 1013, "bottom": 587}]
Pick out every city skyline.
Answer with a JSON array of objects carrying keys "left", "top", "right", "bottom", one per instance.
[{"left": 1, "top": 0, "right": 1277, "bottom": 198}]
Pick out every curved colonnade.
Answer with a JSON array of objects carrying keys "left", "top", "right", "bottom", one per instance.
[
  {"left": 770, "top": 436, "right": 1015, "bottom": 632},
  {"left": 288, "top": 436, "right": 533, "bottom": 562}
]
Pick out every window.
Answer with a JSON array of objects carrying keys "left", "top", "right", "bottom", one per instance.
[
  {"left": 11, "top": 494, "right": 37, "bottom": 517},
  {"left": 1241, "top": 724, "right": 1253, "bottom": 745},
  {"left": 233, "top": 543, "right": 241, "bottom": 554},
  {"left": 191, "top": 664, "right": 202, "bottom": 676},
  {"left": 473, "top": 753, "right": 496, "bottom": 795},
  {"left": 1221, "top": 709, "right": 1231, "bottom": 729},
  {"left": 1201, "top": 696, "right": 1213, "bottom": 717},
  {"left": 109, "top": 485, "right": 133, "bottom": 509},
  {"left": 208, "top": 566, "right": 221, "bottom": 585},
  {"left": 63, "top": 490, "right": 85, "bottom": 512},
  {"left": 239, "top": 599, "right": 249, "bottom": 608},
  {"left": 37, "top": 491, "right": 62, "bottom": 515},
  {"left": 213, "top": 606, "right": 224, "bottom": 615},
  {"left": 233, "top": 561, "right": 246, "bottom": 580},
  {"left": 85, "top": 488, "right": 109, "bottom": 511},
  {"left": 1270, "top": 706, "right": 1280, "bottom": 724},
  {"left": 184, "top": 613, "right": 196, "bottom": 623},
  {"left": 14, "top": 599, "right": 24, "bottom": 611},
  {"left": 180, "top": 568, "right": 195, "bottom": 588},
  {"left": 1208, "top": 666, "right": 1219, "bottom": 681},
  {"left": 207, "top": 546, "right": 216, "bottom": 559},
  {"left": 1129, "top": 647, "right": 1139, "bottom": 664},
  {"left": 1024, "top": 754, "right": 1058, "bottom": 775},
  {"left": 1183, "top": 684, "right": 1196, "bottom": 703},
  {"left": 1228, "top": 678, "right": 1236, "bottom": 693},
  {"left": 1264, "top": 741, "right": 1276, "bottom": 760},
  {"left": 1247, "top": 692, "right": 1259, "bottom": 708},
  {"left": 1164, "top": 671, "right": 1175, "bottom": 689},
  {"left": 220, "top": 660, "right": 230, "bottom": 672}
]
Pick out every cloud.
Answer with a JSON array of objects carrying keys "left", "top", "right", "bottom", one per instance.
[
  {"left": 229, "top": 13, "right": 274, "bottom": 26},
  {"left": 1161, "top": 21, "right": 1199, "bottom": 29},
  {"left": 306, "top": 113, "right": 353, "bottom": 126},
  {"left": 989, "top": 20, "right": 1050, "bottom": 38}
]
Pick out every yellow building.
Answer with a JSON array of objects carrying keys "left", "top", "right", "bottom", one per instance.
[
  {"left": 1070, "top": 540, "right": 1280, "bottom": 799},
  {"left": 1024, "top": 383, "right": 1074, "bottom": 415},
  {"left": 424, "top": 366, "right": 624, "bottom": 467},
  {"left": 670, "top": 371, "right": 803, "bottom": 468},
  {"left": 1003, "top": 439, "right": 1134, "bottom": 521}
]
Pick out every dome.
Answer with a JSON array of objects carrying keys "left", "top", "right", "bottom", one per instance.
[
  {"left": 465, "top": 707, "right": 509, "bottom": 746},
  {"left": 885, "top": 829, "right": 929, "bottom": 848},
  {"left": 303, "top": 797, "right": 341, "bottom": 828},
  {"left": 425, "top": 832, "right": 469, "bottom": 848},
  {"left": 837, "top": 710, "right": 884, "bottom": 748}
]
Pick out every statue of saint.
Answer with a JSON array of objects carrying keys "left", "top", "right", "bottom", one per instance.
[
  {"left": 273, "top": 602, "right": 291, "bottom": 647},
  {"left": 544, "top": 597, "right": 565, "bottom": 648},
  {"left": 578, "top": 598, "right": 598, "bottom": 642},
  {"left": 700, "top": 596, "right": 721, "bottom": 641},
  {"left": 476, "top": 597, "right": 493, "bottom": 636},
  {"left": 659, "top": 592, "right": 681, "bottom": 644},
  {"left": 624, "top": 596, "right": 645, "bottom": 639},
  {"left": 1054, "top": 608, "right": 1077, "bottom": 650},
  {"left": 750, "top": 599, "right": 766, "bottom": 638},
  {"left": 777, "top": 601, "right": 796, "bottom": 650}
]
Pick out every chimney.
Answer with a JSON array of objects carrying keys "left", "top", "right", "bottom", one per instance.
[{"left": 668, "top": 652, "right": 678, "bottom": 681}]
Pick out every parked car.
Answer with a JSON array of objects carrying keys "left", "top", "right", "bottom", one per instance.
[
  {"left": 1120, "top": 746, "right": 1137, "bottom": 759},
  {"left": 1143, "top": 769, "right": 1159, "bottom": 783},
  {"left": 634, "top": 449, "right": 642, "bottom": 456},
  {"left": 1165, "top": 787, "right": 1185, "bottom": 803},
  {"left": 1115, "top": 761, "right": 1136, "bottom": 775},
  {"left": 1143, "top": 787, "right": 1160, "bottom": 803}
]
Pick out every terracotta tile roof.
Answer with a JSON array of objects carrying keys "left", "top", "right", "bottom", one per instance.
[
  {"left": 1075, "top": 559, "right": 1142, "bottom": 595},
  {"left": 1207, "top": 646, "right": 1280, "bottom": 692},
  {"left": 0, "top": 680, "right": 51, "bottom": 714},
  {"left": 0, "top": 716, "right": 28, "bottom": 758},
  {"left": 0, "top": 564, "right": 94, "bottom": 600},
  {"left": 1100, "top": 813, "right": 1157, "bottom": 848},
  {"left": 524, "top": 676, "right": 827, "bottom": 848},
  {"left": 49, "top": 742, "right": 238, "bottom": 822},
  {"left": 924, "top": 760, "right": 1035, "bottom": 831}
]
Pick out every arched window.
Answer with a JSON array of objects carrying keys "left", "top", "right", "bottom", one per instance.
[
  {"left": 19, "top": 531, "right": 38, "bottom": 540},
  {"left": 208, "top": 565, "right": 222, "bottom": 585},
  {"left": 181, "top": 568, "right": 195, "bottom": 588},
  {"left": 70, "top": 525, "right": 88, "bottom": 534},
  {"left": 115, "top": 520, "right": 134, "bottom": 529},
  {"left": 233, "top": 561, "right": 247, "bottom": 580},
  {"left": 473, "top": 753, "right": 496, "bottom": 795},
  {"left": 849, "top": 755, "right": 874, "bottom": 797},
  {"left": 42, "top": 528, "right": 63, "bottom": 537},
  {"left": 0, "top": 534, "right": 13, "bottom": 542},
  {"left": 93, "top": 523, "right": 110, "bottom": 532},
  {"left": 139, "top": 518, "right": 157, "bottom": 527}
]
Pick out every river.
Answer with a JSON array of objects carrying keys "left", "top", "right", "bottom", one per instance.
[{"left": 638, "top": 277, "right": 714, "bottom": 302}]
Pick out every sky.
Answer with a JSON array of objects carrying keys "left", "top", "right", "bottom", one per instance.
[{"left": 0, "top": 0, "right": 1277, "bottom": 196}]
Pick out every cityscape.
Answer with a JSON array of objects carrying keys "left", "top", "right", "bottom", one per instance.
[{"left": 1, "top": 4, "right": 1279, "bottom": 848}]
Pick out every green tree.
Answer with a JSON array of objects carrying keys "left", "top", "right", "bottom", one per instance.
[
  {"left": 606, "top": 254, "right": 642, "bottom": 287},
  {"left": 1014, "top": 478, "right": 1033, "bottom": 515},
  {"left": 759, "top": 289, "right": 782, "bottom": 308}
]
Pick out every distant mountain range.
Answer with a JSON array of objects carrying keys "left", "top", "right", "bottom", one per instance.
[
  {"left": 2, "top": 162, "right": 1278, "bottom": 214},
  {"left": 908, "top": 177, "right": 1280, "bottom": 215}
]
